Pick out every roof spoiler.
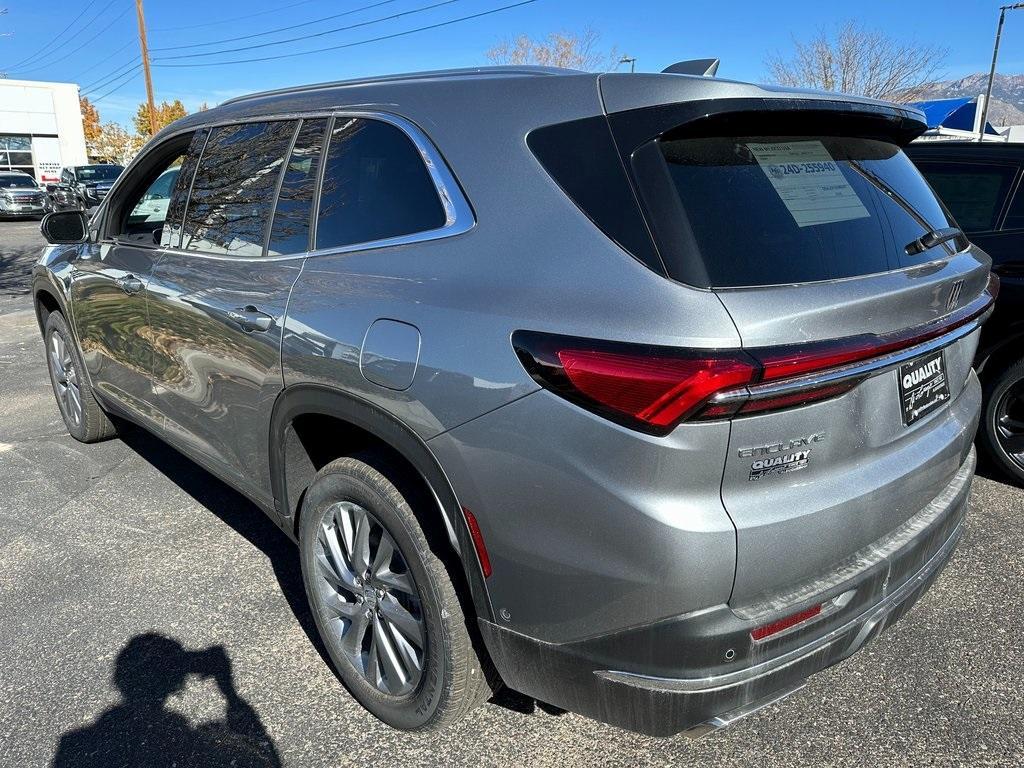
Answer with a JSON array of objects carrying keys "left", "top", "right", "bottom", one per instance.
[{"left": 662, "top": 58, "right": 720, "bottom": 77}]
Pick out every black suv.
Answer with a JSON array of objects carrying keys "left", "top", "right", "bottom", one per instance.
[
  {"left": 54, "top": 164, "right": 125, "bottom": 209},
  {"left": 907, "top": 142, "right": 1024, "bottom": 483}
]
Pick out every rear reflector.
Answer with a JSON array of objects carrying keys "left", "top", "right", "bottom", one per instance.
[
  {"left": 461, "top": 507, "right": 492, "bottom": 578},
  {"left": 750, "top": 604, "right": 822, "bottom": 641},
  {"left": 512, "top": 288, "right": 992, "bottom": 434}
]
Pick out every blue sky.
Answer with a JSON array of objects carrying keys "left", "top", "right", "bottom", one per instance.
[{"left": 1, "top": 0, "right": 1022, "bottom": 127}]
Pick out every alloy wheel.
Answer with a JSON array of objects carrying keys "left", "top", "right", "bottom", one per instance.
[
  {"left": 995, "top": 376, "right": 1024, "bottom": 473},
  {"left": 314, "top": 501, "right": 426, "bottom": 697},
  {"left": 49, "top": 331, "right": 82, "bottom": 428}
]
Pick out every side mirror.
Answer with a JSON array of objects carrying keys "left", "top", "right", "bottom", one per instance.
[
  {"left": 45, "top": 184, "right": 57, "bottom": 193},
  {"left": 41, "top": 210, "right": 89, "bottom": 244},
  {"left": 152, "top": 227, "right": 163, "bottom": 246}
]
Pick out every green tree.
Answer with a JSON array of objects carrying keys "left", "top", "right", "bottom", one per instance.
[{"left": 132, "top": 99, "right": 188, "bottom": 137}]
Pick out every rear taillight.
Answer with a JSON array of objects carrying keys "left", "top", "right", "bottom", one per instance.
[
  {"left": 513, "top": 332, "right": 757, "bottom": 434},
  {"left": 750, "top": 603, "right": 822, "bottom": 641},
  {"left": 513, "top": 285, "right": 993, "bottom": 435}
]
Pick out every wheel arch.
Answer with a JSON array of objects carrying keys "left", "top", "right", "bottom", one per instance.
[{"left": 269, "top": 383, "right": 494, "bottom": 622}]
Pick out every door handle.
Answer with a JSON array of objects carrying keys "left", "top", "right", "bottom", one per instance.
[
  {"left": 227, "top": 305, "right": 274, "bottom": 333},
  {"left": 114, "top": 274, "right": 143, "bottom": 295}
]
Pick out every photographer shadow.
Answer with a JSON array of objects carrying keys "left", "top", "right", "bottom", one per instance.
[{"left": 53, "top": 633, "right": 281, "bottom": 768}]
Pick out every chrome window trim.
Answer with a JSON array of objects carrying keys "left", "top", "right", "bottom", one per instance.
[{"left": 106, "top": 109, "right": 474, "bottom": 264}]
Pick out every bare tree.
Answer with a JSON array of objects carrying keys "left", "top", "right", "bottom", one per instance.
[
  {"left": 765, "top": 21, "right": 947, "bottom": 102},
  {"left": 486, "top": 27, "right": 618, "bottom": 72}
]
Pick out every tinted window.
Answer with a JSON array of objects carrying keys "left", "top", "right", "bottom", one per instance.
[
  {"left": 1002, "top": 179, "right": 1024, "bottom": 231},
  {"left": 181, "top": 121, "right": 296, "bottom": 256},
  {"left": 913, "top": 161, "right": 1017, "bottom": 233},
  {"left": 267, "top": 119, "right": 327, "bottom": 256},
  {"left": 116, "top": 157, "right": 183, "bottom": 245},
  {"left": 0, "top": 174, "right": 36, "bottom": 188},
  {"left": 316, "top": 118, "right": 445, "bottom": 250},
  {"left": 162, "top": 129, "right": 208, "bottom": 248},
  {"left": 636, "top": 135, "right": 961, "bottom": 288},
  {"left": 76, "top": 165, "right": 123, "bottom": 182}
]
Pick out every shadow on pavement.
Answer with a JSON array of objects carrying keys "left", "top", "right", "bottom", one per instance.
[
  {"left": 53, "top": 633, "right": 281, "bottom": 768},
  {"left": 112, "top": 421, "right": 328, "bottom": 663},
  {"left": 0, "top": 226, "right": 43, "bottom": 298}
]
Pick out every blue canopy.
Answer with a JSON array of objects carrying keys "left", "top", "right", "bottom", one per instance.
[{"left": 910, "top": 97, "right": 999, "bottom": 135}]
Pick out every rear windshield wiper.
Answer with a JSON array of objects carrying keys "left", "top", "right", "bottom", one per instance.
[
  {"left": 847, "top": 159, "right": 962, "bottom": 256},
  {"left": 905, "top": 226, "right": 965, "bottom": 255}
]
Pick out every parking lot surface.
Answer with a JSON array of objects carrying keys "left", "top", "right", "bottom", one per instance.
[{"left": 1, "top": 220, "right": 1022, "bottom": 766}]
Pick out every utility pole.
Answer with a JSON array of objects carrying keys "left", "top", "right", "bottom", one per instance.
[
  {"left": 135, "top": 0, "right": 157, "bottom": 136},
  {"left": 979, "top": 3, "right": 1024, "bottom": 142}
]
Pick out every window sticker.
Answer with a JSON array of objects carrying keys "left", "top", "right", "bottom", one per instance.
[{"left": 746, "top": 141, "right": 870, "bottom": 228}]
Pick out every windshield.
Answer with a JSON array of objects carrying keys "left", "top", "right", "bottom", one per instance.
[
  {"left": 0, "top": 175, "right": 38, "bottom": 189},
  {"left": 636, "top": 135, "right": 962, "bottom": 288},
  {"left": 76, "top": 165, "right": 123, "bottom": 182}
]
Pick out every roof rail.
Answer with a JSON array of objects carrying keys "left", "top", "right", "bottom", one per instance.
[
  {"left": 662, "top": 58, "right": 720, "bottom": 77},
  {"left": 221, "top": 66, "right": 574, "bottom": 107}
]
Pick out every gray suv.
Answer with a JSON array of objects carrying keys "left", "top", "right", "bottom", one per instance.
[{"left": 32, "top": 66, "right": 993, "bottom": 737}]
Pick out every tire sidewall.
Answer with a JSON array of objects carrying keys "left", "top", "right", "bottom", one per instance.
[
  {"left": 983, "top": 360, "right": 1024, "bottom": 485},
  {"left": 298, "top": 461, "right": 454, "bottom": 730}
]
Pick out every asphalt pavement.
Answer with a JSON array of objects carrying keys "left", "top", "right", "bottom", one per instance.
[{"left": 1, "top": 219, "right": 1022, "bottom": 766}]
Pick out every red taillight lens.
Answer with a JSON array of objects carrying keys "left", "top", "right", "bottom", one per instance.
[
  {"left": 750, "top": 603, "right": 822, "bottom": 641},
  {"left": 513, "top": 331, "right": 757, "bottom": 434},
  {"left": 555, "top": 349, "right": 756, "bottom": 429}
]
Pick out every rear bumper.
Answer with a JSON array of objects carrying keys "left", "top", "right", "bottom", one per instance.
[{"left": 479, "top": 447, "right": 973, "bottom": 737}]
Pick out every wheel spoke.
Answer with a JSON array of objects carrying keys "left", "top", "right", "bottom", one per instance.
[
  {"left": 322, "top": 590, "right": 360, "bottom": 619},
  {"left": 1000, "top": 432, "right": 1024, "bottom": 456},
  {"left": 351, "top": 508, "right": 371, "bottom": 576},
  {"left": 998, "top": 414, "right": 1024, "bottom": 433},
  {"left": 339, "top": 608, "right": 370, "bottom": 659},
  {"left": 379, "top": 594, "right": 424, "bottom": 649},
  {"left": 372, "top": 614, "right": 409, "bottom": 692},
  {"left": 319, "top": 523, "right": 357, "bottom": 591},
  {"left": 67, "top": 383, "right": 82, "bottom": 422},
  {"left": 48, "top": 347, "right": 64, "bottom": 382},
  {"left": 386, "top": 617, "right": 422, "bottom": 678},
  {"left": 371, "top": 534, "right": 395, "bottom": 579}
]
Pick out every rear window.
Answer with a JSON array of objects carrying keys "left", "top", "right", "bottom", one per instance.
[
  {"left": 635, "top": 135, "right": 962, "bottom": 288},
  {"left": 76, "top": 165, "right": 123, "bottom": 182}
]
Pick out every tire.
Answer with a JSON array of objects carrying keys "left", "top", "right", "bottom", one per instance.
[
  {"left": 980, "top": 357, "right": 1024, "bottom": 485},
  {"left": 299, "top": 453, "right": 491, "bottom": 730},
  {"left": 43, "top": 311, "right": 117, "bottom": 443}
]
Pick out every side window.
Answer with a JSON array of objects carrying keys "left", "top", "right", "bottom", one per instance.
[
  {"left": 1000, "top": 173, "right": 1024, "bottom": 230},
  {"left": 180, "top": 120, "right": 297, "bottom": 257},
  {"left": 316, "top": 118, "right": 446, "bottom": 250},
  {"left": 162, "top": 130, "right": 207, "bottom": 248},
  {"left": 267, "top": 118, "right": 327, "bottom": 256},
  {"left": 915, "top": 161, "right": 1017, "bottom": 234}
]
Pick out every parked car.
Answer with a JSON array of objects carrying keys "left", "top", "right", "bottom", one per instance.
[
  {"left": 53, "top": 163, "right": 125, "bottom": 209},
  {"left": 33, "top": 66, "right": 993, "bottom": 737},
  {"left": 907, "top": 142, "right": 1024, "bottom": 484},
  {"left": 0, "top": 171, "right": 47, "bottom": 219}
]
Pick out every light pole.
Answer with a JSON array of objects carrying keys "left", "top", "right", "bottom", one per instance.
[
  {"left": 618, "top": 55, "right": 636, "bottom": 73},
  {"left": 979, "top": 3, "right": 1024, "bottom": 141}
]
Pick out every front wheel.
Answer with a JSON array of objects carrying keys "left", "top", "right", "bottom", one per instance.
[
  {"left": 43, "top": 311, "right": 116, "bottom": 443},
  {"left": 981, "top": 358, "right": 1024, "bottom": 485},
  {"left": 299, "top": 454, "right": 491, "bottom": 730}
]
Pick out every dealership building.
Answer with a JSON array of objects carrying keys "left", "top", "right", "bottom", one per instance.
[{"left": 0, "top": 78, "right": 88, "bottom": 184}]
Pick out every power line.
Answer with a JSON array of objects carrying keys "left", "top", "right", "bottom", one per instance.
[
  {"left": 76, "top": 39, "right": 137, "bottom": 81},
  {"left": 151, "top": 0, "right": 320, "bottom": 32},
  {"left": 154, "top": 0, "right": 462, "bottom": 62},
  {"left": 82, "top": 57, "right": 141, "bottom": 95},
  {"left": 150, "top": 0, "right": 400, "bottom": 52},
  {"left": 10, "top": 3, "right": 133, "bottom": 76},
  {"left": 91, "top": 68, "right": 142, "bottom": 103},
  {"left": 152, "top": 0, "right": 539, "bottom": 68},
  {"left": 0, "top": 0, "right": 100, "bottom": 71}
]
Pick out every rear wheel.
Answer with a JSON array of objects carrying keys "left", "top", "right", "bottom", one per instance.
[
  {"left": 981, "top": 357, "right": 1024, "bottom": 485},
  {"left": 299, "top": 454, "right": 491, "bottom": 730},
  {"left": 43, "top": 311, "right": 116, "bottom": 443}
]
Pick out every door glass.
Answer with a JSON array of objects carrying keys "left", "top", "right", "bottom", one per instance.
[
  {"left": 914, "top": 161, "right": 1017, "bottom": 233},
  {"left": 162, "top": 129, "right": 208, "bottom": 248},
  {"left": 112, "top": 136, "right": 195, "bottom": 246},
  {"left": 181, "top": 120, "right": 297, "bottom": 257},
  {"left": 267, "top": 118, "right": 327, "bottom": 256},
  {"left": 316, "top": 118, "right": 446, "bottom": 250}
]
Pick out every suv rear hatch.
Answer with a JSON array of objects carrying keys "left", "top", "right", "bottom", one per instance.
[{"left": 596, "top": 76, "right": 993, "bottom": 609}]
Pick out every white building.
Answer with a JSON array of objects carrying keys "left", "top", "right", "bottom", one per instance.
[{"left": 0, "top": 78, "right": 88, "bottom": 184}]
